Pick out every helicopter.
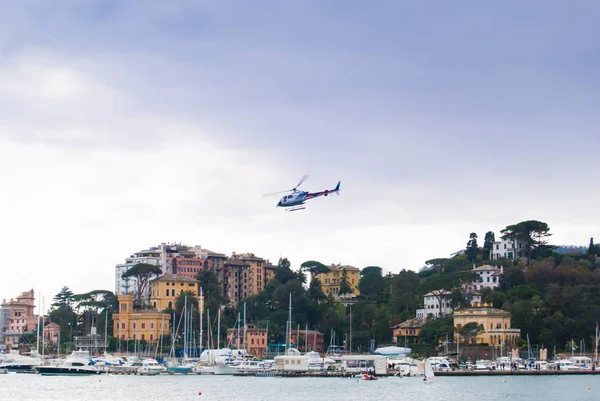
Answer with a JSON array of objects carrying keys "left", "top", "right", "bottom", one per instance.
[{"left": 264, "top": 175, "right": 341, "bottom": 211}]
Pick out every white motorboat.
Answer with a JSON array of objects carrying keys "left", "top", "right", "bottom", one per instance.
[
  {"left": 234, "top": 360, "right": 267, "bottom": 373},
  {"left": 36, "top": 350, "right": 104, "bottom": 376},
  {"left": 0, "top": 349, "right": 43, "bottom": 372},
  {"left": 136, "top": 359, "right": 165, "bottom": 375}
]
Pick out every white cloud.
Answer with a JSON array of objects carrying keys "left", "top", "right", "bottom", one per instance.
[{"left": 1, "top": 2, "right": 599, "bottom": 310}]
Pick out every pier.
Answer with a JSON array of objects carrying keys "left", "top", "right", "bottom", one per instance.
[
  {"left": 233, "top": 370, "right": 358, "bottom": 378},
  {"left": 435, "top": 369, "right": 600, "bottom": 376}
]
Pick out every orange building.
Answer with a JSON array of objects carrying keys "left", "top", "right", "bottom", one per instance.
[
  {"left": 391, "top": 318, "right": 427, "bottom": 344},
  {"left": 227, "top": 324, "right": 268, "bottom": 357}
]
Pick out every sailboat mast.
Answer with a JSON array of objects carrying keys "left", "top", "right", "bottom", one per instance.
[
  {"left": 207, "top": 309, "right": 210, "bottom": 349},
  {"left": 104, "top": 309, "right": 108, "bottom": 353},
  {"left": 236, "top": 312, "right": 241, "bottom": 350},
  {"left": 184, "top": 296, "right": 188, "bottom": 357},
  {"left": 217, "top": 308, "right": 221, "bottom": 349},
  {"left": 199, "top": 288, "right": 203, "bottom": 350},
  {"left": 41, "top": 296, "right": 45, "bottom": 356},
  {"left": 305, "top": 323, "right": 308, "bottom": 352},
  {"left": 243, "top": 302, "right": 247, "bottom": 351},
  {"left": 36, "top": 292, "right": 41, "bottom": 355},
  {"left": 349, "top": 305, "right": 352, "bottom": 354},
  {"left": 200, "top": 287, "right": 204, "bottom": 349},
  {"left": 595, "top": 322, "right": 599, "bottom": 368},
  {"left": 287, "top": 292, "right": 292, "bottom": 354}
]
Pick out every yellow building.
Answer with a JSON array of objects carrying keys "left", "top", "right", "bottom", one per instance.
[
  {"left": 317, "top": 264, "right": 360, "bottom": 298},
  {"left": 149, "top": 274, "right": 203, "bottom": 312},
  {"left": 453, "top": 306, "right": 520, "bottom": 346},
  {"left": 113, "top": 294, "right": 170, "bottom": 343}
]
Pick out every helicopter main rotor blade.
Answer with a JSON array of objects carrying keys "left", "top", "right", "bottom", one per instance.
[
  {"left": 263, "top": 190, "right": 291, "bottom": 197},
  {"left": 294, "top": 174, "right": 309, "bottom": 190}
]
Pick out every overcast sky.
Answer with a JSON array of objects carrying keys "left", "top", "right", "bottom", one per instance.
[{"left": 1, "top": 1, "right": 599, "bottom": 312}]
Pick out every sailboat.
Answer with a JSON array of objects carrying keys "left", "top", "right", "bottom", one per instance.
[{"left": 423, "top": 359, "right": 435, "bottom": 383}]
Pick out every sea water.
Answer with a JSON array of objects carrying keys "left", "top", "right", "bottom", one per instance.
[{"left": 1, "top": 373, "right": 599, "bottom": 401}]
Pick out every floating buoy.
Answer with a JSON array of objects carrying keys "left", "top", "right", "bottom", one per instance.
[
  {"left": 588, "top": 387, "right": 591, "bottom": 390},
  {"left": 198, "top": 392, "right": 202, "bottom": 395}
]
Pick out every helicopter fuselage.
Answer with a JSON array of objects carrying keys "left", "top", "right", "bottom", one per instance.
[
  {"left": 277, "top": 191, "right": 307, "bottom": 207},
  {"left": 276, "top": 181, "right": 341, "bottom": 209}
]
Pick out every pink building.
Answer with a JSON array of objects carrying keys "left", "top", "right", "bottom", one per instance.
[
  {"left": 43, "top": 322, "right": 60, "bottom": 345},
  {"left": 0, "top": 289, "right": 39, "bottom": 347}
]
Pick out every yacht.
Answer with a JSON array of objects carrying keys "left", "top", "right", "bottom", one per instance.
[
  {"left": 0, "top": 349, "right": 43, "bottom": 372},
  {"left": 555, "top": 359, "right": 581, "bottom": 371},
  {"left": 36, "top": 350, "right": 105, "bottom": 375},
  {"left": 234, "top": 359, "right": 267, "bottom": 373},
  {"left": 135, "top": 358, "right": 165, "bottom": 375}
]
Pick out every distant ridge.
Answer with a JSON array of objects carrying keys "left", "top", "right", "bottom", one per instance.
[{"left": 553, "top": 245, "right": 587, "bottom": 255}]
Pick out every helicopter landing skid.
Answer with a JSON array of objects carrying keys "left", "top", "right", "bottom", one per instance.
[{"left": 286, "top": 206, "right": 306, "bottom": 212}]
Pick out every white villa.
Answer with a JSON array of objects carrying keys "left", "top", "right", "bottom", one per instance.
[
  {"left": 416, "top": 264, "right": 504, "bottom": 319},
  {"left": 490, "top": 238, "right": 526, "bottom": 261}
]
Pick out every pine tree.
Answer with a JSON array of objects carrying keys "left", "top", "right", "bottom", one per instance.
[
  {"left": 338, "top": 269, "right": 353, "bottom": 296},
  {"left": 466, "top": 232, "right": 478, "bottom": 262},
  {"left": 51, "top": 286, "right": 75, "bottom": 309},
  {"left": 483, "top": 231, "right": 495, "bottom": 260}
]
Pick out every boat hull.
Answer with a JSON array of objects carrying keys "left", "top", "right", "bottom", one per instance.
[
  {"left": 37, "top": 367, "right": 103, "bottom": 376},
  {"left": 1, "top": 365, "right": 39, "bottom": 372}
]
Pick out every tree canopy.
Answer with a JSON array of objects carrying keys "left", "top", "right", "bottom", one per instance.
[
  {"left": 121, "top": 263, "right": 162, "bottom": 306},
  {"left": 466, "top": 232, "right": 478, "bottom": 262},
  {"left": 52, "top": 286, "right": 75, "bottom": 309},
  {"left": 501, "top": 220, "right": 552, "bottom": 263},
  {"left": 300, "top": 260, "right": 330, "bottom": 278},
  {"left": 358, "top": 266, "right": 385, "bottom": 298}
]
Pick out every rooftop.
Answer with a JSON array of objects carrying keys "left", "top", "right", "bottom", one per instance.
[
  {"left": 391, "top": 317, "right": 427, "bottom": 329},
  {"left": 424, "top": 290, "right": 452, "bottom": 297},
  {"left": 230, "top": 252, "right": 266, "bottom": 261},
  {"left": 328, "top": 264, "right": 360, "bottom": 272},
  {"left": 472, "top": 265, "right": 503, "bottom": 272},
  {"left": 150, "top": 274, "right": 198, "bottom": 283},
  {"left": 453, "top": 306, "right": 511, "bottom": 317}
]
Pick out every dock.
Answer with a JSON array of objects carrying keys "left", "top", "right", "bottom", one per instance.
[
  {"left": 233, "top": 370, "right": 358, "bottom": 378},
  {"left": 435, "top": 369, "right": 600, "bottom": 376}
]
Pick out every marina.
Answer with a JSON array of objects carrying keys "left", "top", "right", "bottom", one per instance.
[{"left": 2, "top": 371, "right": 600, "bottom": 401}]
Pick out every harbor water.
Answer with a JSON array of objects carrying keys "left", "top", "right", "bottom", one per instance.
[{"left": 1, "top": 373, "right": 600, "bottom": 401}]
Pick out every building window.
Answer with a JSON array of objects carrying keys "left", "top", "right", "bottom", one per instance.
[
  {"left": 133, "top": 323, "right": 137, "bottom": 329},
  {"left": 121, "top": 303, "right": 127, "bottom": 312},
  {"left": 142, "top": 322, "right": 146, "bottom": 329},
  {"left": 166, "top": 289, "right": 169, "bottom": 296},
  {"left": 151, "top": 322, "right": 154, "bottom": 329},
  {"left": 121, "top": 322, "right": 125, "bottom": 329}
]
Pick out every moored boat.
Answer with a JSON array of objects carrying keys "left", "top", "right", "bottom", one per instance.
[{"left": 36, "top": 350, "right": 104, "bottom": 376}]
